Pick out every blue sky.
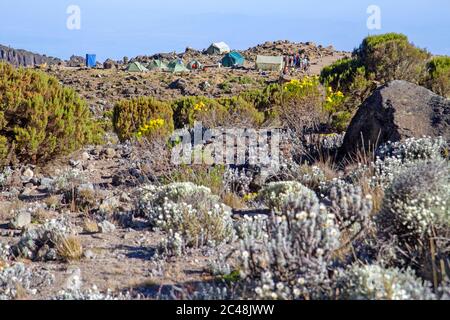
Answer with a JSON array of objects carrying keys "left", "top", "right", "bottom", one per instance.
[{"left": 0, "top": 0, "right": 449, "bottom": 61}]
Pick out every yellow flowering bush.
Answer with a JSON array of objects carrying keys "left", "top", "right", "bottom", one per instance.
[
  {"left": 275, "top": 76, "right": 325, "bottom": 132},
  {"left": 136, "top": 118, "right": 166, "bottom": 139},
  {"left": 243, "top": 193, "right": 258, "bottom": 203},
  {"left": 323, "top": 87, "right": 351, "bottom": 132},
  {"left": 283, "top": 76, "right": 321, "bottom": 96},
  {"left": 193, "top": 101, "right": 207, "bottom": 112},
  {"left": 113, "top": 97, "right": 174, "bottom": 142}
]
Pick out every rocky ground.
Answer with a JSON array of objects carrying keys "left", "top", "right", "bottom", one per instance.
[{"left": 0, "top": 141, "right": 224, "bottom": 299}]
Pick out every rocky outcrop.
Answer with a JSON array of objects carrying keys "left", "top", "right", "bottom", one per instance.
[
  {"left": 67, "top": 55, "right": 85, "bottom": 67},
  {"left": 340, "top": 80, "right": 450, "bottom": 158},
  {"left": 0, "top": 44, "right": 61, "bottom": 67}
]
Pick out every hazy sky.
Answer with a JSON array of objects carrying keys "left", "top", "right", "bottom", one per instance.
[{"left": 1, "top": 0, "right": 449, "bottom": 61}]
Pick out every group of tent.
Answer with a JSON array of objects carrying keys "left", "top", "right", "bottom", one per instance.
[
  {"left": 126, "top": 54, "right": 245, "bottom": 73},
  {"left": 125, "top": 41, "right": 285, "bottom": 73},
  {"left": 127, "top": 59, "right": 198, "bottom": 73}
]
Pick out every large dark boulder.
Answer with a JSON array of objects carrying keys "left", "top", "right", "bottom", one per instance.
[{"left": 340, "top": 80, "right": 450, "bottom": 158}]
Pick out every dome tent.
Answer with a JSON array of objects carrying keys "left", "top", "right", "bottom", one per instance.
[
  {"left": 206, "top": 42, "right": 231, "bottom": 55},
  {"left": 167, "top": 59, "right": 190, "bottom": 73},
  {"left": 221, "top": 51, "right": 245, "bottom": 68},
  {"left": 147, "top": 59, "right": 168, "bottom": 71},
  {"left": 127, "top": 61, "right": 149, "bottom": 72}
]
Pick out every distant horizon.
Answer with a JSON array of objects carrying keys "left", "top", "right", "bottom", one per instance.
[{"left": 1, "top": 0, "right": 449, "bottom": 62}]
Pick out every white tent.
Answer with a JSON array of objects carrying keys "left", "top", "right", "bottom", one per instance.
[
  {"left": 206, "top": 42, "right": 231, "bottom": 55},
  {"left": 256, "top": 55, "right": 285, "bottom": 71}
]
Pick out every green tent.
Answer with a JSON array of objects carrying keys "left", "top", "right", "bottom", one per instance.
[
  {"left": 147, "top": 59, "right": 168, "bottom": 71},
  {"left": 167, "top": 60, "right": 190, "bottom": 73},
  {"left": 127, "top": 61, "right": 149, "bottom": 72},
  {"left": 187, "top": 60, "right": 203, "bottom": 70},
  {"left": 221, "top": 51, "right": 245, "bottom": 68}
]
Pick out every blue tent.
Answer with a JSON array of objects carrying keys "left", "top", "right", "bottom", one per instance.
[
  {"left": 221, "top": 51, "right": 244, "bottom": 67},
  {"left": 86, "top": 54, "right": 97, "bottom": 68}
]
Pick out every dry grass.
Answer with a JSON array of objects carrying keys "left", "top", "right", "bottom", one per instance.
[
  {"left": 0, "top": 200, "right": 25, "bottom": 222},
  {"left": 222, "top": 192, "right": 246, "bottom": 210},
  {"left": 45, "top": 195, "right": 61, "bottom": 210},
  {"left": 14, "top": 284, "right": 29, "bottom": 300},
  {"left": 82, "top": 218, "right": 99, "bottom": 234},
  {"left": 33, "top": 208, "right": 55, "bottom": 224},
  {"left": 55, "top": 236, "right": 83, "bottom": 262}
]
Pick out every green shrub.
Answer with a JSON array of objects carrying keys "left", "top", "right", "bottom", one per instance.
[
  {"left": 217, "top": 96, "right": 264, "bottom": 127},
  {"left": 424, "top": 56, "right": 450, "bottom": 98},
  {"left": 275, "top": 77, "right": 325, "bottom": 132},
  {"left": 239, "top": 84, "right": 283, "bottom": 122},
  {"left": 172, "top": 96, "right": 227, "bottom": 128},
  {"left": 113, "top": 97, "right": 174, "bottom": 142},
  {"left": 320, "top": 33, "right": 431, "bottom": 121},
  {"left": 0, "top": 62, "right": 102, "bottom": 166},
  {"left": 320, "top": 58, "right": 364, "bottom": 92},
  {"left": 172, "top": 96, "right": 264, "bottom": 129},
  {"left": 354, "top": 33, "right": 430, "bottom": 83}
]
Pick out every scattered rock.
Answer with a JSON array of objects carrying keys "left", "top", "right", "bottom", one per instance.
[
  {"left": 21, "top": 168, "right": 34, "bottom": 182},
  {"left": 98, "top": 221, "right": 116, "bottom": 234},
  {"left": 9, "top": 211, "right": 32, "bottom": 229},
  {"left": 69, "top": 159, "right": 81, "bottom": 168},
  {"left": 81, "top": 152, "right": 90, "bottom": 161},
  {"left": 64, "top": 268, "right": 83, "bottom": 291},
  {"left": 104, "top": 148, "right": 116, "bottom": 159},
  {"left": 83, "top": 250, "right": 96, "bottom": 260},
  {"left": 99, "top": 196, "right": 120, "bottom": 214},
  {"left": 39, "top": 178, "right": 54, "bottom": 191}
]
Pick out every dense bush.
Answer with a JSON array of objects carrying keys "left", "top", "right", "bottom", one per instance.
[
  {"left": 218, "top": 96, "right": 264, "bottom": 127},
  {"left": 171, "top": 96, "right": 264, "bottom": 129},
  {"left": 172, "top": 96, "right": 227, "bottom": 128},
  {"left": 112, "top": 97, "right": 174, "bottom": 142},
  {"left": 424, "top": 56, "right": 450, "bottom": 98},
  {"left": 355, "top": 33, "right": 430, "bottom": 83},
  {"left": 320, "top": 58, "right": 375, "bottom": 114},
  {"left": 0, "top": 62, "right": 102, "bottom": 165},
  {"left": 320, "top": 33, "right": 433, "bottom": 119}
]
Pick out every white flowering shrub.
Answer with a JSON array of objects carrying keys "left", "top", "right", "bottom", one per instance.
[
  {"left": 297, "top": 165, "right": 329, "bottom": 193},
  {"left": 328, "top": 183, "right": 373, "bottom": 231},
  {"left": 223, "top": 168, "right": 253, "bottom": 197},
  {"left": 376, "top": 137, "right": 446, "bottom": 162},
  {"left": 139, "top": 182, "right": 234, "bottom": 250},
  {"left": 372, "top": 137, "right": 447, "bottom": 188},
  {"left": 54, "top": 286, "right": 137, "bottom": 300},
  {"left": 13, "top": 218, "right": 75, "bottom": 261},
  {"left": 378, "top": 160, "right": 449, "bottom": 237},
  {"left": 0, "top": 167, "right": 12, "bottom": 190},
  {"left": 335, "top": 264, "right": 436, "bottom": 300},
  {"left": 238, "top": 194, "right": 341, "bottom": 299},
  {"left": 0, "top": 243, "right": 11, "bottom": 270},
  {"left": 52, "top": 168, "right": 87, "bottom": 193},
  {"left": 258, "top": 181, "right": 317, "bottom": 213},
  {"left": 0, "top": 263, "right": 54, "bottom": 300}
]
